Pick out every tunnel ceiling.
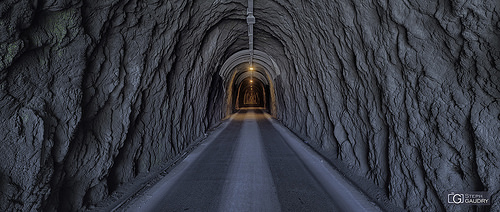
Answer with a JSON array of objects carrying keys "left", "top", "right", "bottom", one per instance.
[
  {"left": 233, "top": 64, "right": 268, "bottom": 85},
  {"left": 1, "top": 0, "right": 499, "bottom": 211},
  {"left": 219, "top": 49, "right": 281, "bottom": 85}
]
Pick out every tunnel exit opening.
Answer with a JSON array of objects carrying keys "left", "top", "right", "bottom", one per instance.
[
  {"left": 235, "top": 76, "right": 267, "bottom": 109},
  {"left": 219, "top": 50, "right": 281, "bottom": 118},
  {"left": 229, "top": 63, "right": 272, "bottom": 113}
]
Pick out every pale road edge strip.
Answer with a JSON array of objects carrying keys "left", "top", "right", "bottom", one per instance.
[
  {"left": 121, "top": 114, "right": 237, "bottom": 211},
  {"left": 265, "top": 114, "right": 383, "bottom": 212}
]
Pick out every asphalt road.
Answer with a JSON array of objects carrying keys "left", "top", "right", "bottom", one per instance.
[{"left": 122, "top": 109, "right": 381, "bottom": 212}]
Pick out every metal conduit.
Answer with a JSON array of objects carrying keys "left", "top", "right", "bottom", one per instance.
[{"left": 247, "top": 0, "right": 255, "bottom": 67}]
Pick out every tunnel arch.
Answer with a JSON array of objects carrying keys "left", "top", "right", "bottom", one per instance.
[
  {"left": 219, "top": 49, "right": 280, "bottom": 117},
  {"left": 235, "top": 76, "right": 266, "bottom": 108}
]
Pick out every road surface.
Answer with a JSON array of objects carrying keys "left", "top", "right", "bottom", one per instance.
[{"left": 120, "top": 108, "right": 382, "bottom": 211}]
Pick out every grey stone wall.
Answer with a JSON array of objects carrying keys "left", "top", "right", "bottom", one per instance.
[{"left": 269, "top": 1, "right": 499, "bottom": 211}]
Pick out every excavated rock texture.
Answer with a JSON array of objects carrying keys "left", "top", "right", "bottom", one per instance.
[
  {"left": 267, "top": 1, "right": 500, "bottom": 211},
  {"left": 0, "top": 0, "right": 499, "bottom": 211},
  {"left": 1, "top": 0, "right": 235, "bottom": 210}
]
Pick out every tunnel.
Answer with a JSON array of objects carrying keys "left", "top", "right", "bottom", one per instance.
[
  {"left": 0, "top": 0, "right": 499, "bottom": 211},
  {"left": 220, "top": 50, "right": 279, "bottom": 116},
  {"left": 235, "top": 75, "right": 265, "bottom": 108}
]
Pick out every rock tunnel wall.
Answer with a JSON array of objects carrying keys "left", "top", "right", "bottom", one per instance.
[
  {"left": 268, "top": 1, "right": 500, "bottom": 211},
  {"left": 0, "top": 0, "right": 499, "bottom": 211}
]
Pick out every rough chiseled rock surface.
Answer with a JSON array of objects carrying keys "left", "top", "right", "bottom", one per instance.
[{"left": 1, "top": 0, "right": 499, "bottom": 211}]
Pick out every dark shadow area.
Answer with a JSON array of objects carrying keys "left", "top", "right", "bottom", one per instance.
[{"left": 233, "top": 77, "right": 270, "bottom": 111}]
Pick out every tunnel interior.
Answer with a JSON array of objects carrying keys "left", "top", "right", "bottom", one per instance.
[
  {"left": 235, "top": 77, "right": 265, "bottom": 108},
  {"left": 0, "top": 0, "right": 499, "bottom": 211},
  {"left": 220, "top": 50, "right": 280, "bottom": 118},
  {"left": 231, "top": 63, "right": 271, "bottom": 111}
]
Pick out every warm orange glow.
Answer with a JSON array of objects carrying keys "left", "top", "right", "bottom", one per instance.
[
  {"left": 250, "top": 80, "right": 253, "bottom": 83},
  {"left": 249, "top": 67, "right": 254, "bottom": 71}
]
